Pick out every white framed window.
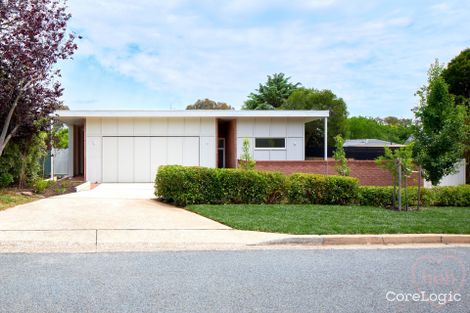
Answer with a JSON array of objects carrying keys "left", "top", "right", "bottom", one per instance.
[{"left": 255, "top": 138, "right": 286, "bottom": 149}]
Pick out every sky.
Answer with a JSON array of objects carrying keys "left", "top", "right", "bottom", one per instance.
[{"left": 60, "top": 0, "right": 470, "bottom": 117}]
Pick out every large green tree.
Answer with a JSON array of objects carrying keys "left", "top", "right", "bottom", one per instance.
[
  {"left": 346, "top": 116, "right": 413, "bottom": 143},
  {"left": 284, "top": 87, "right": 348, "bottom": 146},
  {"left": 243, "top": 73, "right": 300, "bottom": 110},
  {"left": 413, "top": 60, "right": 467, "bottom": 185},
  {"left": 442, "top": 48, "right": 470, "bottom": 109},
  {"left": 442, "top": 48, "right": 470, "bottom": 183}
]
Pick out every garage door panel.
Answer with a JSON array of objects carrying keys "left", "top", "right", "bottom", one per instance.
[
  {"left": 118, "top": 137, "right": 134, "bottom": 182},
  {"left": 102, "top": 137, "right": 118, "bottom": 182},
  {"left": 103, "top": 136, "right": 200, "bottom": 182},
  {"left": 167, "top": 137, "right": 183, "bottom": 165},
  {"left": 134, "top": 137, "right": 151, "bottom": 182},
  {"left": 150, "top": 137, "right": 167, "bottom": 180},
  {"left": 183, "top": 137, "right": 199, "bottom": 166}
]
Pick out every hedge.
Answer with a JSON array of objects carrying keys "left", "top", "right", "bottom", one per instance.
[
  {"left": 358, "top": 186, "right": 434, "bottom": 208},
  {"left": 287, "top": 173, "right": 359, "bottom": 205},
  {"left": 358, "top": 185, "right": 470, "bottom": 207},
  {"left": 155, "top": 165, "right": 286, "bottom": 206},
  {"left": 433, "top": 185, "right": 470, "bottom": 207},
  {"left": 155, "top": 165, "right": 470, "bottom": 207}
]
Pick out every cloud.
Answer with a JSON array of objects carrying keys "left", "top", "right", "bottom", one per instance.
[{"left": 63, "top": 0, "right": 470, "bottom": 116}]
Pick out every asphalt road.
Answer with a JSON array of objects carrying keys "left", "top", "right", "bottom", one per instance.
[{"left": 0, "top": 247, "right": 468, "bottom": 313}]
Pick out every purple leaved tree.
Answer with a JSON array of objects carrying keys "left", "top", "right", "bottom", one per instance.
[{"left": 0, "top": 0, "right": 77, "bottom": 157}]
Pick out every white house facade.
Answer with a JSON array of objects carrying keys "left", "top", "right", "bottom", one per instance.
[{"left": 55, "top": 110, "right": 329, "bottom": 183}]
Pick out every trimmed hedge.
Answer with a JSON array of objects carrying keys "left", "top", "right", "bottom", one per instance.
[
  {"left": 287, "top": 173, "right": 359, "bottom": 205},
  {"left": 156, "top": 165, "right": 470, "bottom": 207},
  {"left": 433, "top": 185, "right": 470, "bottom": 207},
  {"left": 155, "top": 165, "right": 286, "bottom": 206},
  {"left": 358, "top": 186, "right": 434, "bottom": 208},
  {"left": 358, "top": 185, "right": 470, "bottom": 207}
]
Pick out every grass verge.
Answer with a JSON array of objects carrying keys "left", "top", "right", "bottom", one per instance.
[
  {"left": 0, "top": 190, "right": 38, "bottom": 211},
  {"left": 187, "top": 204, "right": 470, "bottom": 235}
]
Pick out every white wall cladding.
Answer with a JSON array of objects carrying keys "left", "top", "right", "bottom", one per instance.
[
  {"left": 236, "top": 117, "right": 305, "bottom": 161},
  {"left": 85, "top": 117, "right": 216, "bottom": 182},
  {"left": 85, "top": 116, "right": 306, "bottom": 182}
]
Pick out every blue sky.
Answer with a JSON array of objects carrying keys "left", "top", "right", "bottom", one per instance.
[{"left": 61, "top": 0, "right": 470, "bottom": 117}]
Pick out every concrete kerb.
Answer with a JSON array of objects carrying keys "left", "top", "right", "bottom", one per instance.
[
  {"left": 0, "top": 230, "right": 469, "bottom": 253},
  {"left": 257, "top": 234, "right": 470, "bottom": 246}
]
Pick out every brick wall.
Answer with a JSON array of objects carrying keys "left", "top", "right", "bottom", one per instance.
[{"left": 254, "top": 160, "right": 422, "bottom": 186}]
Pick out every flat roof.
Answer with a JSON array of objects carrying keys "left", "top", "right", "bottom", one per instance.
[
  {"left": 54, "top": 109, "right": 329, "bottom": 124},
  {"left": 344, "top": 139, "right": 405, "bottom": 147}
]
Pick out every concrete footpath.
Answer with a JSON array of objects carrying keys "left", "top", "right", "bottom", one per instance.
[
  {"left": 1, "top": 230, "right": 469, "bottom": 253},
  {"left": 0, "top": 183, "right": 469, "bottom": 253}
]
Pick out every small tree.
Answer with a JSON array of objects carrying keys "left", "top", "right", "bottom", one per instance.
[
  {"left": 376, "top": 145, "right": 414, "bottom": 210},
  {"left": 413, "top": 60, "right": 467, "bottom": 185},
  {"left": 333, "top": 135, "right": 349, "bottom": 176},
  {"left": 239, "top": 138, "right": 256, "bottom": 170}
]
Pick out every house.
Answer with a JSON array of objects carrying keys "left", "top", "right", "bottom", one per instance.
[{"left": 54, "top": 110, "right": 329, "bottom": 183}]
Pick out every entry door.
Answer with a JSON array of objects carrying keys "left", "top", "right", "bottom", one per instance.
[{"left": 217, "top": 138, "right": 225, "bottom": 168}]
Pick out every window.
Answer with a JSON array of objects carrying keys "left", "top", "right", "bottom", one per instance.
[{"left": 255, "top": 138, "right": 286, "bottom": 149}]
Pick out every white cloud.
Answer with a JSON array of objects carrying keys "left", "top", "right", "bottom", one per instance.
[{"left": 65, "top": 0, "right": 470, "bottom": 116}]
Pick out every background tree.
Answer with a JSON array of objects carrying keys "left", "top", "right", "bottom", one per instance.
[
  {"left": 284, "top": 87, "right": 348, "bottom": 146},
  {"left": 186, "top": 98, "right": 234, "bottom": 110},
  {"left": 346, "top": 116, "right": 413, "bottom": 144},
  {"left": 0, "top": 0, "right": 77, "bottom": 157},
  {"left": 243, "top": 73, "right": 300, "bottom": 110},
  {"left": 413, "top": 60, "right": 467, "bottom": 185},
  {"left": 442, "top": 48, "right": 470, "bottom": 183},
  {"left": 442, "top": 48, "right": 470, "bottom": 109},
  {"left": 333, "top": 135, "right": 349, "bottom": 176},
  {"left": 53, "top": 127, "right": 68, "bottom": 149}
]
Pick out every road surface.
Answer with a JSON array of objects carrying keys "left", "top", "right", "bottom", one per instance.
[{"left": 0, "top": 247, "right": 468, "bottom": 312}]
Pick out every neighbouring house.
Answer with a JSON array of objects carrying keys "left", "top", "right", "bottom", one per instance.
[
  {"left": 342, "top": 139, "right": 405, "bottom": 160},
  {"left": 54, "top": 110, "right": 330, "bottom": 183}
]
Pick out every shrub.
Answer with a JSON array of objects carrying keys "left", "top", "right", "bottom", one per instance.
[
  {"left": 287, "top": 173, "right": 359, "bottom": 205},
  {"left": 33, "top": 179, "right": 51, "bottom": 194},
  {"left": 218, "top": 169, "right": 286, "bottom": 204},
  {"left": 155, "top": 165, "right": 285, "bottom": 206},
  {"left": 358, "top": 186, "right": 394, "bottom": 207},
  {"left": 0, "top": 173, "right": 14, "bottom": 188},
  {"left": 358, "top": 186, "right": 435, "bottom": 208},
  {"left": 239, "top": 138, "right": 256, "bottom": 170},
  {"left": 433, "top": 185, "right": 470, "bottom": 207}
]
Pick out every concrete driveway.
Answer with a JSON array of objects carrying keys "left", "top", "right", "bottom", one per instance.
[
  {"left": 0, "top": 184, "right": 293, "bottom": 252},
  {"left": 0, "top": 183, "right": 230, "bottom": 230}
]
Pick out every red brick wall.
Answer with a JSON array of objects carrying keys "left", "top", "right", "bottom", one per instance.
[{"left": 254, "top": 160, "right": 422, "bottom": 186}]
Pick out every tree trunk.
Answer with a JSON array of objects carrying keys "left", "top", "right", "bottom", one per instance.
[
  {"left": 397, "top": 159, "right": 402, "bottom": 211},
  {"left": 417, "top": 166, "right": 422, "bottom": 210},
  {"left": 0, "top": 80, "right": 28, "bottom": 157}
]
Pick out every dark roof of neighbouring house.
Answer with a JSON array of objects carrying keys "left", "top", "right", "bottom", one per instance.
[{"left": 343, "top": 139, "right": 405, "bottom": 148}]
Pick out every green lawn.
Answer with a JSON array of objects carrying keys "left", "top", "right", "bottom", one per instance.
[
  {"left": 0, "top": 190, "right": 37, "bottom": 211},
  {"left": 187, "top": 204, "right": 470, "bottom": 235}
]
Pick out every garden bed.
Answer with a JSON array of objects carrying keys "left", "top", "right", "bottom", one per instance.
[{"left": 0, "top": 176, "right": 84, "bottom": 211}]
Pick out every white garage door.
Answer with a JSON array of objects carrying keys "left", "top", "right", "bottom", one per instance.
[{"left": 102, "top": 136, "right": 199, "bottom": 183}]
